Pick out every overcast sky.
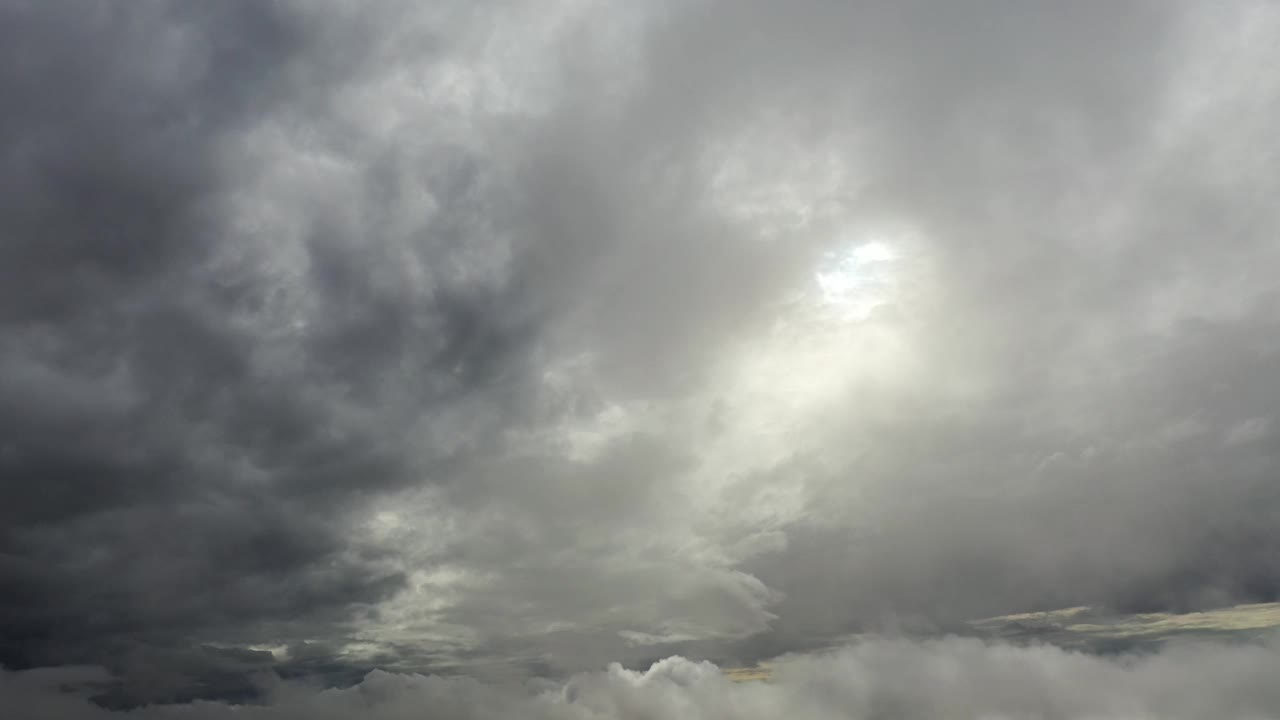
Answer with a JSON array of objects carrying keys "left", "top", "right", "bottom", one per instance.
[{"left": 4, "top": 0, "right": 1280, "bottom": 714}]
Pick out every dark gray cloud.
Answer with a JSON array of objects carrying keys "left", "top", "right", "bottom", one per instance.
[
  {"left": 0, "top": 0, "right": 505, "bottom": 695},
  {"left": 4, "top": 0, "right": 1280, "bottom": 710}
]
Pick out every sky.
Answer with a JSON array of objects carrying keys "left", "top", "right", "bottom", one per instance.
[{"left": 3, "top": 0, "right": 1280, "bottom": 716}]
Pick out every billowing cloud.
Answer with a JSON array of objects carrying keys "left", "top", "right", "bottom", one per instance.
[
  {"left": 4, "top": 0, "right": 1280, "bottom": 709},
  {"left": 8, "top": 636, "right": 1280, "bottom": 718}
]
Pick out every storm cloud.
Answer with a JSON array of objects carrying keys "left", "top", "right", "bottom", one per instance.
[{"left": 3, "top": 0, "right": 1280, "bottom": 711}]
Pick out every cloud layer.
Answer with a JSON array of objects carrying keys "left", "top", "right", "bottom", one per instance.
[
  {"left": 8, "top": 636, "right": 1280, "bottom": 719},
  {"left": 4, "top": 0, "right": 1280, "bottom": 707}
]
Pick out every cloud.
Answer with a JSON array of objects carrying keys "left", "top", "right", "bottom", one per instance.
[
  {"left": 8, "top": 635, "right": 1280, "bottom": 718},
  {"left": 972, "top": 602, "right": 1280, "bottom": 656},
  {"left": 4, "top": 0, "right": 1280, "bottom": 706}
]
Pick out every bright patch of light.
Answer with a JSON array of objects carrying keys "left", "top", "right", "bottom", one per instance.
[
  {"left": 367, "top": 510, "right": 406, "bottom": 540},
  {"left": 852, "top": 241, "right": 895, "bottom": 263},
  {"left": 684, "top": 235, "right": 916, "bottom": 515},
  {"left": 815, "top": 240, "right": 897, "bottom": 319}
]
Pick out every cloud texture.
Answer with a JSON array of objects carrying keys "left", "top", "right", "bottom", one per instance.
[
  {"left": 3, "top": 0, "right": 1280, "bottom": 709},
  {"left": 7, "top": 635, "right": 1280, "bottom": 719}
]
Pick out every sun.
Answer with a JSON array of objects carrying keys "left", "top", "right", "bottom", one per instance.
[{"left": 814, "top": 240, "right": 897, "bottom": 320}]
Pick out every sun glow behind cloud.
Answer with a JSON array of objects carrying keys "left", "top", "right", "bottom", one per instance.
[
  {"left": 717, "top": 236, "right": 913, "bottom": 434},
  {"left": 681, "top": 230, "right": 923, "bottom": 533},
  {"left": 815, "top": 239, "right": 897, "bottom": 320}
]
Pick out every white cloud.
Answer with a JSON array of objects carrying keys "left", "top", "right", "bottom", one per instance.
[{"left": 9, "top": 636, "right": 1280, "bottom": 718}]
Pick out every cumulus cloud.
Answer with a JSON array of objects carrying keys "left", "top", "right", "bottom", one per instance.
[
  {"left": 8, "top": 636, "right": 1280, "bottom": 719},
  {"left": 4, "top": 0, "right": 1280, "bottom": 708}
]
